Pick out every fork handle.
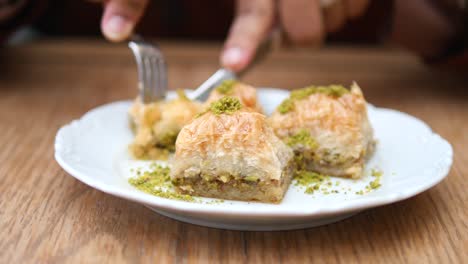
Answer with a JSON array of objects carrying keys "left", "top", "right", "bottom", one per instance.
[{"left": 189, "top": 36, "right": 276, "bottom": 101}]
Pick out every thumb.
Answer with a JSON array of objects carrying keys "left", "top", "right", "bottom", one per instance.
[{"left": 221, "top": 0, "right": 274, "bottom": 72}]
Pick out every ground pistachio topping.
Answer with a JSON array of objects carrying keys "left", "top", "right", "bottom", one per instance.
[
  {"left": 286, "top": 129, "right": 318, "bottom": 149},
  {"left": 277, "top": 98, "right": 295, "bottom": 114},
  {"left": 294, "top": 170, "right": 333, "bottom": 195},
  {"left": 371, "top": 168, "right": 383, "bottom": 177},
  {"left": 128, "top": 163, "right": 195, "bottom": 202},
  {"left": 215, "top": 80, "right": 237, "bottom": 94},
  {"left": 368, "top": 168, "right": 383, "bottom": 190},
  {"left": 277, "top": 85, "right": 349, "bottom": 114},
  {"left": 356, "top": 168, "right": 383, "bottom": 195},
  {"left": 209, "top": 96, "right": 242, "bottom": 115},
  {"left": 195, "top": 97, "right": 243, "bottom": 118},
  {"left": 291, "top": 85, "right": 349, "bottom": 99},
  {"left": 295, "top": 167, "right": 384, "bottom": 196}
]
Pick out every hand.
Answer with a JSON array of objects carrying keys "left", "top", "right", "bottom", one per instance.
[
  {"left": 221, "top": 0, "right": 370, "bottom": 72},
  {"left": 89, "top": 0, "right": 149, "bottom": 42}
]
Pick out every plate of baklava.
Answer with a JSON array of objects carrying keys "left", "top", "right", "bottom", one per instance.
[{"left": 55, "top": 81, "right": 453, "bottom": 230}]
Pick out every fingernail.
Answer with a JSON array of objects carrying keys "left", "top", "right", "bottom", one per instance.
[
  {"left": 221, "top": 47, "right": 246, "bottom": 68},
  {"left": 105, "top": 16, "right": 133, "bottom": 41}
]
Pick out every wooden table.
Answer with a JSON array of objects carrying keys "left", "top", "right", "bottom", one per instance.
[{"left": 0, "top": 40, "right": 466, "bottom": 263}]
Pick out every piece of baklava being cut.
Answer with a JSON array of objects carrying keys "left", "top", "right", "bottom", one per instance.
[
  {"left": 170, "top": 97, "right": 294, "bottom": 203},
  {"left": 204, "top": 80, "right": 263, "bottom": 113},
  {"left": 269, "top": 83, "right": 375, "bottom": 179},
  {"left": 129, "top": 91, "right": 203, "bottom": 160}
]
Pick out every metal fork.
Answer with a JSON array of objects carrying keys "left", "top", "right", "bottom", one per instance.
[
  {"left": 188, "top": 35, "right": 274, "bottom": 101},
  {"left": 128, "top": 35, "right": 167, "bottom": 103}
]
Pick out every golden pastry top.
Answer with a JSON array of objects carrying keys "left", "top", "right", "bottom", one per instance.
[
  {"left": 271, "top": 82, "right": 368, "bottom": 134},
  {"left": 277, "top": 85, "right": 350, "bottom": 114},
  {"left": 172, "top": 102, "right": 293, "bottom": 181}
]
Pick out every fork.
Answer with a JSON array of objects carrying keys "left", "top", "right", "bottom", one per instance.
[
  {"left": 128, "top": 35, "right": 167, "bottom": 103},
  {"left": 188, "top": 35, "right": 274, "bottom": 101},
  {"left": 128, "top": 35, "right": 272, "bottom": 103}
]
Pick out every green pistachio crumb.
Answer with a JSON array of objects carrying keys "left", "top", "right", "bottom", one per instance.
[
  {"left": 305, "top": 184, "right": 320, "bottom": 194},
  {"left": 219, "top": 175, "right": 229, "bottom": 183},
  {"left": 195, "top": 97, "right": 242, "bottom": 118},
  {"left": 128, "top": 164, "right": 195, "bottom": 202},
  {"left": 286, "top": 129, "right": 318, "bottom": 150},
  {"left": 209, "top": 97, "right": 242, "bottom": 115},
  {"left": 277, "top": 85, "right": 349, "bottom": 114},
  {"left": 368, "top": 168, "right": 382, "bottom": 190},
  {"left": 215, "top": 80, "right": 237, "bottom": 95},
  {"left": 355, "top": 167, "right": 384, "bottom": 195},
  {"left": 277, "top": 99, "right": 295, "bottom": 114},
  {"left": 290, "top": 85, "right": 349, "bottom": 100},
  {"left": 369, "top": 179, "right": 381, "bottom": 189},
  {"left": 294, "top": 170, "right": 340, "bottom": 195},
  {"left": 244, "top": 176, "right": 259, "bottom": 182},
  {"left": 295, "top": 170, "right": 329, "bottom": 186},
  {"left": 371, "top": 168, "right": 383, "bottom": 177}
]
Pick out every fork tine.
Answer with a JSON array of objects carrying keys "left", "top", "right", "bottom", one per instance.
[
  {"left": 156, "top": 58, "right": 166, "bottom": 99},
  {"left": 153, "top": 56, "right": 159, "bottom": 99},
  {"left": 151, "top": 56, "right": 164, "bottom": 100},
  {"left": 161, "top": 59, "right": 167, "bottom": 97},
  {"left": 144, "top": 56, "right": 152, "bottom": 101},
  {"left": 128, "top": 37, "right": 167, "bottom": 103}
]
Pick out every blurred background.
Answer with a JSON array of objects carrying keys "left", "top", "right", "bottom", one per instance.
[{"left": 2, "top": 0, "right": 391, "bottom": 45}]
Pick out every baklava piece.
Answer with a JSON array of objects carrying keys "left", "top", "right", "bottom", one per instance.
[
  {"left": 170, "top": 97, "right": 294, "bottom": 203},
  {"left": 205, "top": 80, "right": 263, "bottom": 113},
  {"left": 269, "top": 83, "right": 375, "bottom": 179},
  {"left": 129, "top": 91, "right": 203, "bottom": 160}
]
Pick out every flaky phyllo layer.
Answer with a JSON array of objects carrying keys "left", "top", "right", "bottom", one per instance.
[
  {"left": 269, "top": 83, "right": 375, "bottom": 179},
  {"left": 171, "top": 97, "right": 292, "bottom": 182},
  {"left": 129, "top": 92, "right": 203, "bottom": 160}
]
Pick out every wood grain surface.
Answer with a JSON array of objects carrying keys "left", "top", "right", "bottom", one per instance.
[{"left": 0, "top": 40, "right": 466, "bottom": 264}]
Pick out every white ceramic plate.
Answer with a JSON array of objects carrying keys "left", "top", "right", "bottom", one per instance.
[{"left": 55, "top": 88, "right": 453, "bottom": 231}]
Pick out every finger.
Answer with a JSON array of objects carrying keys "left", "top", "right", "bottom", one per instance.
[
  {"left": 344, "top": 0, "right": 369, "bottom": 19},
  {"left": 221, "top": 0, "right": 275, "bottom": 72},
  {"left": 279, "top": 0, "right": 324, "bottom": 46},
  {"left": 101, "top": 0, "right": 149, "bottom": 42},
  {"left": 322, "top": 0, "right": 346, "bottom": 33}
]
